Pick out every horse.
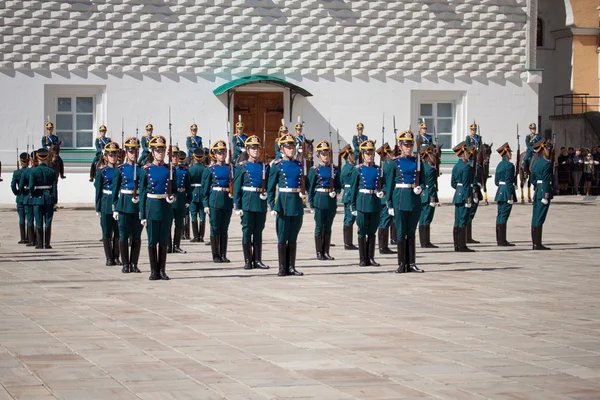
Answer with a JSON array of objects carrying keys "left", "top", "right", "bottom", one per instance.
[
  {"left": 518, "top": 151, "right": 538, "bottom": 203},
  {"left": 478, "top": 142, "right": 492, "bottom": 205}
]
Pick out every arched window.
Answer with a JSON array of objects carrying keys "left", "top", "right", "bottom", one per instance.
[{"left": 537, "top": 18, "right": 544, "bottom": 47}]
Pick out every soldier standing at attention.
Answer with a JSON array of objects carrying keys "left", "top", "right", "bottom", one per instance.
[
  {"left": 417, "top": 121, "right": 433, "bottom": 150},
  {"left": 139, "top": 135, "right": 177, "bottom": 280},
  {"left": 188, "top": 148, "right": 208, "bottom": 243},
  {"left": 451, "top": 142, "right": 476, "bottom": 253},
  {"left": 232, "top": 116, "right": 248, "bottom": 165},
  {"left": 203, "top": 140, "right": 235, "bottom": 263},
  {"left": 112, "top": 137, "right": 143, "bottom": 273},
  {"left": 89, "top": 125, "right": 111, "bottom": 182},
  {"left": 466, "top": 146, "right": 482, "bottom": 244},
  {"left": 169, "top": 150, "right": 191, "bottom": 254},
  {"left": 385, "top": 131, "right": 425, "bottom": 273},
  {"left": 95, "top": 142, "right": 121, "bottom": 266},
  {"left": 185, "top": 123, "right": 202, "bottom": 166},
  {"left": 350, "top": 139, "right": 383, "bottom": 267},
  {"left": 494, "top": 143, "right": 517, "bottom": 246},
  {"left": 352, "top": 122, "right": 368, "bottom": 162},
  {"left": 274, "top": 124, "right": 288, "bottom": 161},
  {"left": 465, "top": 123, "right": 481, "bottom": 151},
  {"left": 376, "top": 143, "right": 396, "bottom": 255},
  {"left": 11, "top": 153, "right": 30, "bottom": 244},
  {"left": 28, "top": 149, "right": 57, "bottom": 249},
  {"left": 233, "top": 135, "right": 270, "bottom": 270},
  {"left": 138, "top": 124, "right": 154, "bottom": 165},
  {"left": 530, "top": 137, "right": 553, "bottom": 250},
  {"left": 20, "top": 151, "right": 38, "bottom": 247},
  {"left": 267, "top": 133, "right": 305, "bottom": 276},
  {"left": 522, "top": 123, "right": 541, "bottom": 172},
  {"left": 418, "top": 145, "right": 439, "bottom": 248},
  {"left": 307, "top": 140, "right": 341, "bottom": 261},
  {"left": 41, "top": 122, "right": 66, "bottom": 179},
  {"left": 339, "top": 145, "right": 358, "bottom": 250}
]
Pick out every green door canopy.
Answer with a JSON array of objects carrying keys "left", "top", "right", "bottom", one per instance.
[{"left": 213, "top": 75, "right": 312, "bottom": 97}]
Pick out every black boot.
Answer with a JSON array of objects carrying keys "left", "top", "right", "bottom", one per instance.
[
  {"left": 148, "top": 245, "right": 159, "bottom": 280},
  {"left": 497, "top": 224, "right": 514, "bottom": 247},
  {"left": 173, "top": 228, "right": 186, "bottom": 253},
  {"left": 407, "top": 239, "right": 424, "bottom": 273},
  {"left": 18, "top": 224, "right": 27, "bottom": 244},
  {"left": 35, "top": 227, "right": 44, "bottom": 249},
  {"left": 378, "top": 228, "right": 395, "bottom": 254},
  {"left": 323, "top": 235, "right": 335, "bottom": 260},
  {"left": 315, "top": 235, "right": 325, "bottom": 260},
  {"left": 253, "top": 242, "right": 270, "bottom": 269},
  {"left": 183, "top": 217, "right": 190, "bottom": 240},
  {"left": 287, "top": 243, "right": 303, "bottom": 276},
  {"left": 167, "top": 232, "right": 173, "bottom": 253},
  {"left": 191, "top": 220, "right": 200, "bottom": 242},
  {"left": 368, "top": 235, "right": 380, "bottom": 266},
  {"left": 210, "top": 236, "right": 221, "bottom": 263},
  {"left": 59, "top": 158, "right": 66, "bottom": 179},
  {"left": 112, "top": 236, "right": 121, "bottom": 265},
  {"left": 343, "top": 225, "right": 358, "bottom": 250},
  {"left": 422, "top": 225, "right": 438, "bottom": 248},
  {"left": 458, "top": 227, "right": 475, "bottom": 252},
  {"left": 220, "top": 234, "right": 230, "bottom": 263},
  {"left": 533, "top": 226, "right": 551, "bottom": 250},
  {"left": 44, "top": 227, "right": 52, "bottom": 249},
  {"left": 466, "top": 223, "right": 480, "bottom": 244},
  {"left": 395, "top": 239, "right": 406, "bottom": 273},
  {"left": 26, "top": 225, "right": 35, "bottom": 247},
  {"left": 453, "top": 227, "right": 459, "bottom": 252},
  {"left": 130, "top": 240, "right": 142, "bottom": 273},
  {"left": 419, "top": 225, "right": 426, "bottom": 248},
  {"left": 120, "top": 240, "right": 130, "bottom": 273},
  {"left": 358, "top": 236, "right": 368, "bottom": 266},
  {"left": 242, "top": 242, "right": 253, "bottom": 270},
  {"left": 277, "top": 244, "right": 287, "bottom": 276},
  {"left": 103, "top": 238, "right": 113, "bottom": 265},
  {"left": 198, "top": 220, "right": 205, "bottom": 243},
  {"left": 390, "top": 224, "right": 397, "bottom": 245},
  {"left": 158, "top": 245, "right": 169, "bottom": 280}
]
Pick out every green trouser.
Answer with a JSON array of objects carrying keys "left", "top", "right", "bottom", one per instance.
[
  {"left": 378, "top": 203, "right": 393, "bottom": 229},
  {"left": 343, "top": 203, "right": 355, "bottom": 226},
  {"left": 34, "top": 204, "right": 54, "bottom": 228},
  {"left": 419, "top": 203, "right": 436, "bottom": 226},
  {"left": 395, "top": 210, "right": 420, "bottom": 240},
  {"left": 276, "top": 215, "right": 303, "bottom": 244},
  {"left": 118, "top": 212, "right": 143, "bottom": 241},
  {"left": 100, "top": 213, "right": 119, "bottom": 239},
  {"left": 173, "top": 204, "right": 186, "bottom": 228},
  {"left": 357, "top": 211, "right": 378, "bottom": 238},
  {"left": 209, "top": 208, "right": 232, "bottom": 236},
  {"left": 189, "top": 201, "right": 206, "bottom": 222},
  {"left": 496, "top": 201, "right": 513, "bottom": 224},
  {"left": 25, "top": 204, "right": 35, "bottom": 228},
  {"left": 454, "top": 204, "right": 469, "bottom": 228},
  {"left": 17, "top": 203, "right": 25, "bottom": 224},
  {"left": 241, "top": 211, "right": 266, "bottom": 244},
  {"left": 467, "top": 201, "right": 479, "bottom": 224},
  {"left": 146, "top": 219, "right": 171, "bottom": 246},
  {"left": 314, "top": 208, "right": 335, "bottom": 236},
  {"left": 532, "top": 199, "right": 550, "bottom": 227}
]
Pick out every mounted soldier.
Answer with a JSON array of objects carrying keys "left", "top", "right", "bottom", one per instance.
[
  {"left": 138, "top": 123, "right": 154, "bottom": 165},
  {"left": 42, "top": 121, "right": 66, "bottom": 180},
  {"left": 185, "top": 123, "right": 203, "bottom": 166},
  {"left": 232, "top": 116, "right": 248, "bottom": 165},
  {"left": 522, "top": 122, "right": 541, "bottom": 172},
  {"left": 89, "top": 125, "right": 111, "bottom": 182},
  {"left": 352, "top": 122, "right": 368, "bottom": 162}
]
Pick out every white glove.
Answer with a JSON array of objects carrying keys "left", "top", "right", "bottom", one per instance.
[
  {"left": 298, "top": 148, "right": 303, "bottom": 153},
  {"left": 429, "top": 202, "right": 436, "bottom": 207},
  {"left": 259, "top": 193, "right": 267, "bottom": 201},
  {"left": 328, "top": 191, "right": 336, "bottom": 198},
  {"left": 310, "top": 208, "right": 315, "bottom": 214},
  {"left": 112, "top": 211, "right": 119, "bottom": 221},
  {"left": 376, "top": 191, "right": 385, "bottom": 199},
  {"left": 507, "top": 199, "right": 514, "bottom": 205},
  {"left": 413, "top": 186, "right": 423, "bottom": 195},
  {"left": 473, "top": 197, "right": 479, "bottom": 204},
  {"left": 166, "top": 195, "right": 176, "bottom": 204},
  {"left": 541, "top": 198, "right": 549, "bottom": 205},
  {"left": 185, "top": 203, "right": 189, "bottom": 208},
  {"left": 131, "top": 196, "right": 139, "bottom": 204},
  {"left": 141, "top": 219, "right": 147, "bottom": 227},
  {"left": 387, "top": 208, "right": 395, "bottom": 216},
  {"left": 465, "top": 202, "right": 472, "bottom": 208},
  {"left": 270, "top": 210, "right": 277, "bottom": 216},
  {"left": 96, "top": 212, "right": 101, "bottom": 218},
  {"left": 235, "top": 209, "right": 244, "bottom": 216},
  {"left": 204, "top": 207, "right": 210, "bottom": 216},
  {"left": 241, "top": 148, "right": 247, "bottom": 152},
  {"left": 351, "top": 210, "right": 357, "bottom": 216},
  {"left": 299, "top": 193, "right": 306, "bottom": 199}
]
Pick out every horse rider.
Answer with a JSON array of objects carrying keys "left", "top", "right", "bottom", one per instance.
[
  {"left": 138, "top": 123, "right": 154, "bottom": 165},
  {"left": 494, "top": 143, "right": 517, "bottom": 246},
  {"left": 28, "top": 148, "right": 57, "bottom": 249},
  {"left": 188, "top": 148, "right": 208, "bottom": 243},
  {"left": 169, "top": 149, "right": 191, "bottom": 254},
  {"left": 42, "top": 122, "right": 66, "bottom": 179},
  {"left": 232, "top": 116, "right": 248, "bottom": 165},
  {"left": 451, "top": 141, "right": 476, "bottom": 252},
  {"left": 89, "top": 125, "right": 111, "bottom": 182},
  {"left": 522, "top": 122, "right": 541, "bottom": 171},
  {"left": 465, "top": 123, "right": 482, "bottom": 151},
  {"left": 530, "top": 137, "right": 553, "bottom": 250},
  {"left": 418, "top": 145, "right": 439, "bottom": 248},
  {"left": 376, "top": 143, "right": 396, "bottom": 255},
  {"left": 417, "top": 121, "right": 433, "bottom": 150},
  {"left": 339, "top": 144, "right": 359, "bottom": 250},
  {"left": 294, "top": 119, "right": 306, "bottom": 155},
  {"left": 352, "top": 122, "right": 368, "bottom": 162},
  {"left": 186, "top": 123, "right": 203, "bottom": 166},
  {"left": 274, "top": 124, "right": 288, "bottom": 161},
  {"left": 11, "top": 152, "right": 30, "bottom": 244}
]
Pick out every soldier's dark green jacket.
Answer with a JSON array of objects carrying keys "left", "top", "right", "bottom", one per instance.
[
  {"left": 530, "top": 156, "right": 553, "bottom": 227},
  {"left": 451, "top": 159, "right": 473, "bottom": 228},
  {"left": 419, "top": 161, "right": 439, "bottom": 226},
  {"left": 341, "top": 161, "right": 356, "bottom": 226},
  {"left": 187, "top": 162, "right": 207, "bottom": 222},
  {"left": 94, "top": 166, "right": 116, "bottom": 215},
  {"left": 494, "top": 158, "right": 517, "bottom": 224},
  {"left": 233, "top": 160, "right": 269, "bottom": 213}
]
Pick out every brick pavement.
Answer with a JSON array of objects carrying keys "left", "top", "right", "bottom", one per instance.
[{"left": 0, "top": 198, "right": 599, "bottom": 399}]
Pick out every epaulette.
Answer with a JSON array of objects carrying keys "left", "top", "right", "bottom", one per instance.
[
  {"left": 273, "top": 159, "right": 282, "bottom": 165},
  {"left": 143, "top": 164, "right": 152, "bottom": 170},
  {"left": 238, "top": 160, "right": 248, "bottom": 166},
  {"left": 117, "top": 163, "right": 125, "bottom": 170},
  {"left": 179, "top": 165, "right": 188, "bottom": 170}
]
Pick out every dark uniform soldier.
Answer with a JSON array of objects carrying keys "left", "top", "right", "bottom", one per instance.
[
  {"left": 274, "top": 124, "right": 288, "bottom": 161},
  {"left": 339, "top": 144, "right": 358, "bottom": 250},
  {"left": 307, "top": 140, "right": 341, "bottom": 260},
  {"left": 186, "top": 123, "right": 203, "bottom": 166},
  {"left": 95, "top": 142, "right": 121, "bottom": 266},
  {"left": 352, "top": 122, "right": 368, "bottom": 162},
  {"left": 267, "top": 133, "right": 305, "bottom": 276},
  {"left": 28, "top": 148, "right": 57, "bottom": 249},
  {"left": 89, "top": 125, "right": 111, "bottom": 182},
  {"left": 188, "top": 148, "right": 208, "bottom": 243},
  {"left": 203, "top": 140, "right": 235, "bottom": 263},
  {"left": 376, "top": 143, "right": 396, "bottom": 255},
  {"left": 233, "top": 135, "right": 270, "bottom": 270},
  {"left": 12, "top": 153, "right": 30, "bottom": 244},
  {"left": 169, "top": 149, "right": 191, "bottom": 254},
  {"left": 42, "top": 122, "right": 66, "bottom": 179},
  {"left": 523, "top": 123, "right": 541, "bottom": 171},
  {"left": 385, "top": 131, "right": 425, "bottom": 273},
  {"left": 351, "top": 139, "right": 383, "bottom": 267},
  {"left": 451, "top": 141, "right": 476, "bottom": 252},
  {"left": 494, "top": 143, "right": 517, "bottom": 246},
  {"left": 139, "top": 135, "right": 177, "bottom": 280},
  {"left": 112, "top": 137, "right": 143, "bottom": 273},
  {"left": 20, "top": 151, "right": 38, "bottom": 247},
  {"left": 417, "top": 121, "right": 433, "bottom": 150},
  {"left": 232, "top": 116, "right": 248, "bottom": 165},
  {"left": 138, "top": 123, "right": 154, "bottom": 165},
  {"left": 465, "top": 123, "right": 482, "bottom": 150},
  {"left": 294, "top": 119, "right": 306, "bottom": 155},
  {"left": 530, "top": 137, "right": 553, "bottom": 250},
  {"left": 466, "top": 146, "right": 483, "bottom": 244},
  {"left": 418, "top": 145, "right": 440, "bottom": 248}
]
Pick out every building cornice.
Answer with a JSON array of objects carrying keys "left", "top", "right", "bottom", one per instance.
[{"left": 552, "top": 27, "right": 600, "bottom": 40}]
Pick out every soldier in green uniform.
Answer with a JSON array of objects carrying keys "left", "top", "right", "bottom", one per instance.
[
  {"left": 351, "top": 139, "right": 383, "bottom": 267},
  {"left": 352, "top": 122, "right": 369, "bottom": 162},
  {"left": 267, "top": 133, "right": 305, "bottom": 276},
  {"left": 466, "top": 146, "right": 483, "bottom": 244},
  {"left": 530, "top": 137, "right": 553, "bottom": 250},
  {"left": 112, "top": 137, "right": 143, "bottom": 273},
  {"left": 494, "top": 143, "right": 517, "bottom": 246},
  {"left": 202, "top": 140, "right": 234, "bottom": 263},
  {"left": 139, "top": 135, "right": 177, "bottom": 280},
  {"left": 451, "top": 141, "right": 476, "bottom": 252},
  {"left": 11, "top": 153, "right": 30, "bottom": 244},
  {"left": 89, "top": 125, "right": 111, "bottom": 182},
  {"left": 307, "top": 140, "right": 341, "bottom": 260},
  {"left": 28, "top": 149, "right": 57, "bottom": 249},
  {"left": 385, "top": 131, "right": 425, "bottom": 273},
  {"left": 233, "top": 135, "right": 270, "bottom": 270},
  {"left": 20, "top": 151, "right": 38, "bottom": 247},
  {"left": 166, "top": 147, "right": 191, "bottom": 253},
  {"left": 418, "top": 145, "right": 440, "bottom": 248},
  {"left": 95, "top": 142, "right": 121, "bottom": 266},
  {"left": 273, "top": 124, "right": 288, "bottom": 161},
  {"left": 188, "top": 148, "right": 208, "bottom": 243},
  {"left": 138, "top": 123, "right": 154, "bottom": 165},
  {"left": 376, "top": 143, "right": 396, "bottom": 255},
  {"left": 339, "top": 144, "right": 359, "bottom": 250}
]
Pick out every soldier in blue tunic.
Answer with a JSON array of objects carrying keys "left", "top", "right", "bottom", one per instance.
[
  {"left": 232, "top": 116, "right": 248, "bottom": 165},
  {"left": 20, "top": 151, "right": 38, "bottom": 247},
  {"left": 95, "top": 142, "right": 121, "bottom": 266},
  {"left": 138, "top": 123, "right": 154, "bottom": 165},
  {"left": 451, "top": 141, "right": 476, "bottom": 252},
  {"left": 188, "top": 148, "right": 208, "bottom": 243},
  {"left": 203, "top": 140, "right": 235, "bottom": 263},
  {"left": 169, "top": 149, "right": 191, "bottom": 254},
  {"left": 376, "top": 143, "right": 396, "bottom": 255},
  {"left": 41, "top": 122, "right": 66, "bottom": 179},
  {"left": 351, "top": 139, "right": 383, "bottom": 267},
  {"left": 418, "top": 145, "right": 440, "bottom": 248},
  {"left": 465, "top": 123, "right": 482, "bottom": 151},
  {"left": 11, "top": 153, "right": 30, "bottom": 244},
  {"left": 268, "top": 134, "right": 305, "bottom": 276},
  {"left": 522, "top": 123, "right": 541, "bottom": 171},
  {"left": 186, "top": 123, "right": 203, "bottom": 166},
  {"left": 530, "top": 137, "right": 553, "bottom": 250},
  {"left": 352, "top": 122, "right": 368, "bottom": 162},
  {"left": 233, "top": 135, "right": 271, "bottom": 270},
  {"left": 273, "top": 124, "right": 288, "bottom": 161},
  {"left": 89, "top": 125, "right": 111, "bottom": 182},
  {"left": 494, "top": 143, "right": 517, "bottom": 246},
  {"left": 339, "top": 144, "right": 359, "bottom": 250},
  {"left": 417, "top": 121, "right": 433, "bottom": 150},
  {"left": 29, "top": 148, "right": 57, "bottom": 249},
  {"left": 307, "top": 140, "right": 341, "bottom": 260},
  {"left": 112, "top": 137, "right": 143, "bottom": 273},
  {"left": 139, "top": 135, "right": 177, "bottom": 280}
]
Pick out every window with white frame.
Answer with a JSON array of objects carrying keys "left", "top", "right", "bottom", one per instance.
[
  {"left": 55, "top": 96, "right": 95, "bottom": 148},
  {"left": 419, "top": 102, "right": 454, "bottom": 149}
]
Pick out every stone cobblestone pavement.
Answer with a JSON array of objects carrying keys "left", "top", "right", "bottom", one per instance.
[{"left": 1, "top": 198, "right": 599, "bottom": 400}]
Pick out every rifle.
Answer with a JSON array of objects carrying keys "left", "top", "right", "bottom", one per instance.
[
  {"left": 393, "top": 116, "right": 398, "bottom": 157},
  {"left": 168, "top": 107, "right": 173, "bottom": 198},
  {"left": 133, "top": 122, "right": 139, "bottom": 201},
  {"left": 262, "top": 112, "right": 266, "bottom": 194},
  {"left": 227, "top": 120, "right": 233, "bottom": 198},
  {"left": 515, "top": 124, "right": 520, "bottom": 186},
  {"left": 433, "top": 122, "right": 441, "bottom": 177},
  {"left": 336, "top": 128, "right": 342, "bottom": 174},
  {"left": 121, "top": 118, "right": 124, "bottom": 149},
  {"left": 16, "top": 139, "right": 19, "bottom": 171},
  {"left": 300, "top": 141, "right": 306, "bottom": 196},
  {"left": 415, "top": 133, "right": 421, "bottom": 187},
  {"left": 328, "top": 119, "right": 334, "bottom": 191},
  {"left": 471, "top": 147, "right": 478, "bottom": 201}
]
